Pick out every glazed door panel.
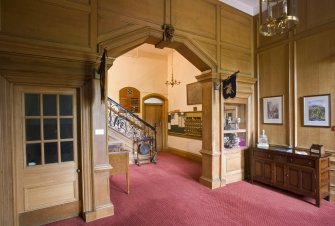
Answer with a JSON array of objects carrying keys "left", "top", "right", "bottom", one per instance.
[{"left": 14, "top": 86, "right": 79, "bottom": 219}]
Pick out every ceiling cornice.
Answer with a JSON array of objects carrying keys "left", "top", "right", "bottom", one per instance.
[{"left": 219, "top": 0, "right": 259, "bottom": 16}]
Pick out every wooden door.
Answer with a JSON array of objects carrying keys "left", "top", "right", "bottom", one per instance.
[
  {"left": 253, "top": 159, "right": 272, "bottom": 184},
  {"left": 14, "top": 86, "right": 80, "bottom": 225},
  {"left": 300, "top": 167, "right": 315, "bottom": 195},
  {"left": 274, "top": 163, "right": 286, "bottom": 187},
  {"left": 144, "top": 104, "right": 163, "bottom": 150},
  {"left": 287, "top": 165, "right": 301, "bottom": 191}
]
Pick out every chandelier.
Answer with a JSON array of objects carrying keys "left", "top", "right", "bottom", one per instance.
[
  {"left": 165, "top": 50, "right": 180, "bottom": 87},
  {"left": 259, "top": 0, "right": 299, "bottom": 36}
]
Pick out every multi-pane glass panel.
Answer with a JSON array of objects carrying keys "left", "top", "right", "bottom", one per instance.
[
  {"left": 60, "top": 118, "right": 73, "bottom": 139},
  {"left": 61, "top": 141, "right": 74, "bottom": 162},
  {"left": 26, "top": 143, "right": 42, "bottom": 166},
  {"left": 44, "top": 142, "right": 58, "bottom": 164},
  {"left": 25, "top": 94, "right": 40, "bottom": 116},
  {"left": 25, "top": 119, "right": 41, "bottom": 141},
  {"left": 24, "top": 93, "right": 75, "bottom": 167},
  {"left": 60, "top": 95, "right": 73, "bottom": 116},
  {"left": 43, "top": 94, "right": 57, "bottom": 116},
  {"left": 44, "top": 119, "right": 57, "bottom": 140}
]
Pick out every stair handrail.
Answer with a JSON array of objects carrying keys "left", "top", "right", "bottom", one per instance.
[{"left": 108, "top": 97, "right": 155, "bottom": 130}]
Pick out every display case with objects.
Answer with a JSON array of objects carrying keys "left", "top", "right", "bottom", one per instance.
[{"left": 222, "top": 99, "right": 250, "bottom": 185}]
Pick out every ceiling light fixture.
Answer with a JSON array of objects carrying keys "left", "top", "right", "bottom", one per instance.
[
  {"left": 165, "top": 50, "right": 181, "bottom": 87},
  {"left": 259, "top": 0, "right": 299, "bottom": 36}
]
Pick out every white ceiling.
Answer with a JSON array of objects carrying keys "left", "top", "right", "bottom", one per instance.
[{"left": 220, "top": 0, "right": 259, "bottom": 16}]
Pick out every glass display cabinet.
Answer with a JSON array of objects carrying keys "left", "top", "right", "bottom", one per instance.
[
  {"left": 222, "top": 99, "right": 250, "bottom": 185},
  {"left": 223, "top": 103, "right": 247, "bottom": 149}
]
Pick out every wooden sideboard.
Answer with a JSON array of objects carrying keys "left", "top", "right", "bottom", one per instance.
[
  {"left": 251, "top": 147, "right": 330, "bottom": 207},
  {"left": 328, "top": 151, "right": 335, "bottom": 201}
]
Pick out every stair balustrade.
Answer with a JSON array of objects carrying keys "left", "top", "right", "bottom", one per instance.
[{"left": 107, "top": 97, "right": 157, "bottom": 163}]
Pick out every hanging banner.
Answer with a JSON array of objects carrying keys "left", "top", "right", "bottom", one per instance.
[{"left": 222, "top": 71, "right": 239, "bottom": 99}]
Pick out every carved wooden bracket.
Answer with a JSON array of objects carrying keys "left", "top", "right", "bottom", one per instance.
[{"left": 155, "top": 24, "right": 175, "bottom": 49}]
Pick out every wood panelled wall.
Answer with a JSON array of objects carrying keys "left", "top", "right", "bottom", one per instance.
[
  {"left": 0, "top": 0, "right": 253, "bottom": 223},
  {"left": 97, "top": 0, "right": 253, "bottom": 76},
  {"left": 256, "top": 0, "right": 335, "bottom": 150}
]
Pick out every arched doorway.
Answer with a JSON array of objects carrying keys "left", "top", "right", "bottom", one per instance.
[
  {"left": 102, "top": 30, "right": 216, "bottom": 188},
  {"left": 142, "top": 94, "right": 168, "bottom": 151}
]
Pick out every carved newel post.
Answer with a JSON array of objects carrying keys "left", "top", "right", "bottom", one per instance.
[{"left": 196, "top": 71, "right": 221, "bottom": 189}]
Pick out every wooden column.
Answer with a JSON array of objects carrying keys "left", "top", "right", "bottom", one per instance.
[
  {"left": 196, "top": 71, "right": 221, "bottom": 189},
  {"left": 83, "top": 69, "right": 114, "bottom": 221},
  {"left": 0, "top": 75, "right": 15, "bottom": 226}
]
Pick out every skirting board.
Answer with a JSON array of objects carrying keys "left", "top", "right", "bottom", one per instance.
[
  {"left": 166, "top": 147, "right": 202, "bottom": 162},
  {"left": 83, "top": 203, "right": 114, "bottom": 222},
  {"left": 19, "top": 201, "right": 80, "bottom": 226}
]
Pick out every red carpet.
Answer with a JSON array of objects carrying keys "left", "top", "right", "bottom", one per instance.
[{"left": 48, "top": 152, "right": 335, "bottom": 226}]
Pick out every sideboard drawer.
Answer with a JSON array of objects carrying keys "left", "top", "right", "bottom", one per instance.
[
  {"left": 287, "top": 157, "right": 315, "bottom": 168},
  {"left": 254, "top": 150, "right": 273, "bottom": 160}
]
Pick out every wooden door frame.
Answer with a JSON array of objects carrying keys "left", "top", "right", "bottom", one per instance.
[{"left": 142, "top": 94, "right": 168, "bottom": 150}]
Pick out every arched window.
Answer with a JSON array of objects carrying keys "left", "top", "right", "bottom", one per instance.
[{"left": 144, "top": 97, "right": 163, "bottom": 104}]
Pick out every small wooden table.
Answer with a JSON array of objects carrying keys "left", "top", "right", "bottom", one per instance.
[{"left": 108, "top": 150, "right": 130, "bottom": 194}]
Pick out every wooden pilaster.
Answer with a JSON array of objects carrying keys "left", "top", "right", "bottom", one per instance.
[{"left": 196, "top": 71, "right": 221, "bottom": 189}]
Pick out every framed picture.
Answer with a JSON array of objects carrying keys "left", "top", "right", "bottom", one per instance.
[
  {"left": 187, "top": 82, "right": 202, "bottom": 105},
  {"left": 303, "top": 94, "right": 331, "bottom": 127},
  {"left": 263, "top": 95, "right": 283, "bottom": 124}
]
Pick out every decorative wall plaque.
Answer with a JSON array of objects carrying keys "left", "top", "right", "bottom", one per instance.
[{"left": 119, "top": 87, "right": 140, "bottom": 113}]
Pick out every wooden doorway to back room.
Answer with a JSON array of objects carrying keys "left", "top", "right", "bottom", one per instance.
[
  {"left": 142, "top": 94, "right": 168, "bottom": 151},
  {"left": 14, "top": 85, "right": 81, "bottom": 226}
]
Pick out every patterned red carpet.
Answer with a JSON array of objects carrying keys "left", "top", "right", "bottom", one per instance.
[{"left": 48, "top": 152, "right": 335, "bottom": 226}]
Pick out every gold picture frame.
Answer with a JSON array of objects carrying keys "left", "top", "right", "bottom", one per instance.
[{"left": 187, "top": 82, "right": 202, "bottom": 105}]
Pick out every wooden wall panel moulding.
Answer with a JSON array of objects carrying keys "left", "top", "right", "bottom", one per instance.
[
  {"left": 93, "top": 163, "right": 113, "bottom": 172},
  {"left": 293, "top": 20, "right": 335, "bottom": 43},
  {"left": 97, "top": 27, "right": 162, "bottom": 56},
  {"left": 84, "top": 203, "right": 114, "bottom": 222},
  {"left": 98, "top": 20, "right": 142, "bottom": 43},
  {"left": 305, "top": 0, "right": 335, "bottom": 32},
  {"left": 195, "top": 71, "right": 217, "bottom": 82},
  {"left": 166, "top": 148, "right": 202, "bottom": 162},
  {"left": 19, "top": 201, "right": 80, "bottom": 226},
  {"left": 220, "top": 48, "right": 251, "bottom": 76},
  {"left": 89, "top": 0, "right": 98, "bottom": 52},
  {"left": 2, "top": 0, "right": 92, "bottom": 48},
  {"left": 172, "top": 0, "right": 217, "bottom": 40},
  {"left": 0, "top": 36, "right": 95, "bottom": 62},
  {"left": 98, "top": 0, "right": 164, "bottom": 27},
  {"left": 41, "top": 0, "right": 91, "bottom": 12},
  {"left": 173, "top": 37, "right": 216, "bottom": 71},
  {"left": 220, "top": 6, "right": 252, "bottom": 50},
  {"left": 199, "top": 176, "right": 221, "bottom": 189},
  {"left": 98, "top": 8, "right": 163, "bottom": 37},
  {"left": 200, "top": 149, "right": 221, "bottom": 156},
  {"left": 93, "top": 173, "right": 113, "bottom": 209},
  {"left": 192, "top": 39, "right": 217, "bottom": 64}
]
